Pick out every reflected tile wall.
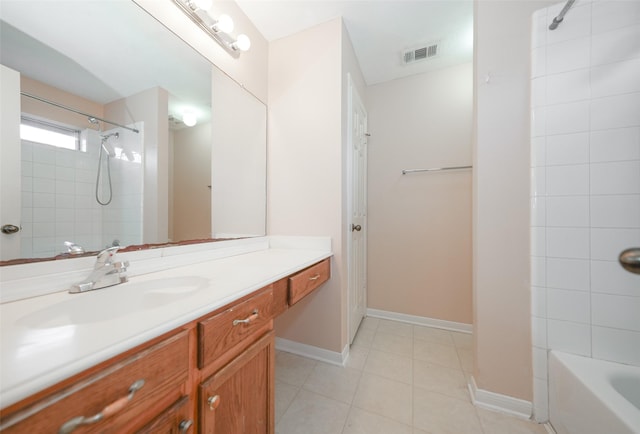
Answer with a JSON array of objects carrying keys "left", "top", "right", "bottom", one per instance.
[
  {"left": 530, "top": 0, "right": 640, "bottom": 423},
  {"left": 20, "top": 125, "right": 143, "bottom": 257}
]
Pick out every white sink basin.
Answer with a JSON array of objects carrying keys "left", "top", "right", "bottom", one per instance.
[{"left": 17, "top": 276, "right": 209, "bottom": 329}]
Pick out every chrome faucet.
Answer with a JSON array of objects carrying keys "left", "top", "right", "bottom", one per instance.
[{"left": 69, "top": 246, "right": 129, "bottom": 293}]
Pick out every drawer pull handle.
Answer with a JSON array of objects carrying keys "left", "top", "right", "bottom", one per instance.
[
  {"left": 179, "top": 419, "right": 194, "bottom": 432},
  {"left": 233, "top": 309, "right": 259, "bottom": 326},
  {"left": 208, "top": 395, "right": 221, "bottom": 410},
  {"left": 58, "top": 379, "right": 145, "bottom": 434},
  {"left": 309, "top": 274, "right": 321, "bottom": 281}
]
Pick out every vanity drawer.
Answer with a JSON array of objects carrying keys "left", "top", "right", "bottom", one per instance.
[
  {"left": 1, "top": 330, "right": 189, "bottom": 433},
  {"left": 198, "top": 286, "right": 274, "bottom": 369},
  {"left": 288, "top": 259, "right": 330, "bottom": 305}
]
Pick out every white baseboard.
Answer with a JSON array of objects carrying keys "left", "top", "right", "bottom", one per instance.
[
  {"left": 275, "top": 337, "right": 349, "bottom": 367},
  {"left": 468, "top": 375, "right": 533, "bottom": 420},
  {"left": 366, "top": 308, "right": 473, "bottom": 334}
]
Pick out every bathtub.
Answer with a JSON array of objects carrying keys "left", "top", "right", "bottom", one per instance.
[{"left": 549, "top": 351, "right": 640, "bottom": 434}]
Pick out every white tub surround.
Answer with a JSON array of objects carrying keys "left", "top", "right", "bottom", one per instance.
[
  {"left": 549, "top": 351, "right": 640, "bottom": 434},
  {"left": 530, "top": 0, "right": 640, "bottom": 422},
  {"left": 0, "top": 236, "right": 332, "bottom": 408}
]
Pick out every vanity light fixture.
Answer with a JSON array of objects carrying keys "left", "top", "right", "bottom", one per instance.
[
  {"left": 172, "top": 0, "right": 251, "bottom": 56},
  {"left": 212, "top": 14, "right": 234, "bottom": 34},
  {"left": 231, "top": 34, "right": 251, "bottom": 52}
]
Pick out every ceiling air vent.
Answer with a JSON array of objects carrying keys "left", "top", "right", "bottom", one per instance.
[{"left": 403, "top": 43, "right": 439, "bottom": 64}]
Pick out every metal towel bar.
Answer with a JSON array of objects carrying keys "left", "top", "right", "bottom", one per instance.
[{"left": 402, "top": 165, "right": 472, "bottom": 175}]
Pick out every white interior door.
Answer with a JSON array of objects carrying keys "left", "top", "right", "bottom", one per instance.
[
  {"left": 348, "top": 75, "right": 368, "bottom": 344},
  {"left": 0, "top": 65, "right": 22, "bottom": 261}
]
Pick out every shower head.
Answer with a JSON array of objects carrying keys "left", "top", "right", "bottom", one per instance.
[
  {"left": 101, "top": 141, "right": 116, "bottom": 158},
  {"left": 100, "top": 133, "right": 118, "bottom": 158},
  {"left": 101, "top": 132, "right": 119, "bottom": 140},
  {"left": 549, "top": 0, "right": 576, "bottom": 30},
  {"left": 548, "top": 17, "right": 563, "bottom": 30}
]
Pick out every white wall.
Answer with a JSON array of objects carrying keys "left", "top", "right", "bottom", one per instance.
[
  {"left": 268, "top": 18, "right": 345, "bottom": 352},
  {"left": 530, "top": 0, "right": 640, "bottom": 421},
  {"left": 473, "top": 0, "right": 556, "bottom": 404},
  {"left": 211, "top": 67, "right": 266, "bottom": 238},
  {"left": 269, "top": 18, "right": 366, "bottom": 353},
  {"left": 367, "top": 63, "right": 473, "bottom": 325},
  {"left": 105, "top": 87, "right": 169, "bottom": 245}
]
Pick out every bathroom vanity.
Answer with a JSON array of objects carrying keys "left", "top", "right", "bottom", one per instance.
[{"left": 0, "top": 237, "right": 331, "bottom": 433}]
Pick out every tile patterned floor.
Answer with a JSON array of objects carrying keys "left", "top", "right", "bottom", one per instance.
[{"left": 275, "top": 317, "right": 549, "bottom": 434}]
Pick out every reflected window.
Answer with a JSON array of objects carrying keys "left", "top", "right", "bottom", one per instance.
[{"left": 20, "top": 116, "right": 80, "bottom": 150}]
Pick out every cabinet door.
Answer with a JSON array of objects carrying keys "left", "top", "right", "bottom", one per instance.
[{"left": 199, "top": 332, "right": 274, "bottom": 434}]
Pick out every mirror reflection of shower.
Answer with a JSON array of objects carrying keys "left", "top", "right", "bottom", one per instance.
[
  {"left": 17, "top": 98, "right": 145, "bottom": 258},
  {"left": 79, "top": 120, "right": 145, "bottom": 252}
]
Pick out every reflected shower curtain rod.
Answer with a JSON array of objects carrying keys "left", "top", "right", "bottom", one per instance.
[
  {"left": 402, "top": 165, "right": 472, "bottom": 175},
  {"left": 20, "top": 91, "right": 140, "bottom": 134}
]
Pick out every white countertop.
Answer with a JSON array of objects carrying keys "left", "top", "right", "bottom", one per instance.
[{"left": 0, "top": 237, "right": 332, "bottom": 409}]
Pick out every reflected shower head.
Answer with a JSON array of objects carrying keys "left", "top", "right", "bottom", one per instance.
[
  {"left": 101, "top": 142, "right": 116, "bottom": 158},
  {"left": 101, "top": 132, "right": 119, "bottom": 140},
  {"left": 100, "top": 132, "right": 119, "bottom": 157}
]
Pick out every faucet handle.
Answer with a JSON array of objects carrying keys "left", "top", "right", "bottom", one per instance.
[{"left": 95, "top": 246, "right": 120, "bottom": 267}]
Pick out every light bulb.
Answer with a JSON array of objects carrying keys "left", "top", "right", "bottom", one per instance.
[
  {"left": 193, "top": 0, "right": 212, "bottom": 10},
  {"left": 212, "top": 14, "right": 234, "bottom": 33},
  {"left": 232, "top": 34, "right": 251, "bottom": 52},
  {"left": 182, "top": 110, "right": 197, "bottom": 127}
]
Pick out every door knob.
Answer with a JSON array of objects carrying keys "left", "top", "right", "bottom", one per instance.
[
  {"left": 619, "top": 248, "right": 640, "bottom": 275},
  {"left": 1, "top": 224, "right": 20, "bottom": 234},
  {"left": 351, "top": 224, "right": 362, "bottom": 232}
]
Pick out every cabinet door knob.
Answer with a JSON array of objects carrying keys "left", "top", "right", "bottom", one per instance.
[
  {"left": 208, "top": 395, "right": 221, "bottom": 411},
  {"left": 178, "top": 419, "right": 193, "bottom": 432},
  {"left": 351, "top": 224, "right": 362, "bottom": 232},
  {"left": 58, "top": 379, "right": 145, "bottom": 434}
]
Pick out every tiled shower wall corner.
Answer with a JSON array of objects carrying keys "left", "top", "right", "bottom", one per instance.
[
  {"left": 530, "top": 0, "right": 640, "bottom": 423},
  {"left": 21, "top": 127, "right": 143, "bottom": 258}
]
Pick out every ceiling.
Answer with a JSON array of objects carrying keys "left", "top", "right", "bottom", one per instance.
[
  {"left": 0, "top": 0, "right": 473, "bottom": 120},
  {"left": 235, "top": 0, "right": 474, "bottom": 85}
]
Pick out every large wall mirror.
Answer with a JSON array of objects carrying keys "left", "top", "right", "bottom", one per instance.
[{"left": 0, "top": 0, "right": 267, "bottom": 263}]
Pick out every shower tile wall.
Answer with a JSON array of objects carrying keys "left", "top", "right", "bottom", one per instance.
[
  {"left": 21, "top": 129, "right": 143, "bottom": 258},
  {"left": 21, "top": 141, "right": 101, "bottom": 258},
  {"left": 530, "top": 0, "right": 640, "bottom": 423}
]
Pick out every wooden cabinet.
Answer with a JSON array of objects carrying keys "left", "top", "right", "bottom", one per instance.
[
  {"left": 138, "top": 396, "right": 194, "bottom": 434},
  {"left": 0, "top": 258, "right": 329, "bottom": 434},
  {"left": 198, "top": 286, "right": 274, "bottom": 370},
  {"left": 288, "top": 259, "right": 330, "bottom": 305},
  {"left": 273, "top": 258, "right": 331, "bottom": 313},
  {"left": 197, "top": 286, "right": 275, "bottom": 434},
  {"left": 199, "top": 332, "right": 274, "bottom": 434},
  {"left": 0, "top": 331, "right": 190, "bottom": 433}
]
